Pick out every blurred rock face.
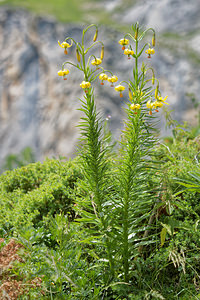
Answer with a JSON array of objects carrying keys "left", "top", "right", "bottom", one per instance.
[{"left": 0, "top": 3, "right": 199, "bottom": 165}]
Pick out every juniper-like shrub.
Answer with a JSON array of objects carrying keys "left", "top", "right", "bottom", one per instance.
[{"left": 0, "top": 158, "right": 83, "bottom": 232}]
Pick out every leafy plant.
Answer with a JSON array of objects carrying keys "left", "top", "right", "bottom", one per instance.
[
  {"left": 1, "top": 22, "right": 200, "bottom": 299},
  {"left": 0, "top": 158, "right": 84, "bottom": 234},
  {"left": 57, "top": 23, "right": 171, "bottom": 297}
]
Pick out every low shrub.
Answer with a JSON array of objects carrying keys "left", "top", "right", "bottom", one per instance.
[{"left": 0, "top": 158, "right": 83, "bottom": 232}]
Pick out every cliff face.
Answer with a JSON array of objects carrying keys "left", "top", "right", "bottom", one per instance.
[{"left": 0, "top": 2, "right": 199, "bottom": 165}]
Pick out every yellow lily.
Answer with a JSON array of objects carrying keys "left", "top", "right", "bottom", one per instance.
[
  {"left": 57, "top": 69, "right": 69, "bottom": 80},
  {"left": 156, "top": 95, "right": 169, "bottom": 104},
  {"left": 130, "top": 103, "right": 141, "bottom": 114},
  {"left": 58, "top": 40, "right": 73, "bottom": 54},
  {"left": 91, "top": 58, "right": 102, "bottom": 66},
  {"left": 145, "top": 48, "right": 155, "bottom": 58},
  {"left": 118, "top": 38, "right": 129, "bottom": 50},
  {"left": 115, "top": 85, "right": 125, "bottom": 97},
  {"left": 80, "top": 81, "right": 91, "bottom": 89},
  {"left": 146, "top": 100, "right": 155, "bottom": 115},
  {"left": 124, "top": 49, "right": 134, "bottom": 59},
  {"left": 99, "top": 73, "right": 108, "bottom": 85},
  {"left": 107, "top": 75, "right": 118, "bottom": 87}
]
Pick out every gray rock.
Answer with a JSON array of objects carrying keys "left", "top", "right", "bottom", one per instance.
[{"left": 0, "top": 5, "right": 199, "bottom": 167}]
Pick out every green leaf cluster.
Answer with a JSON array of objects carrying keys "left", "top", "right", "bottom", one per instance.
[{"left": 0, "top": 158, "right": 83, "bottom": 232}]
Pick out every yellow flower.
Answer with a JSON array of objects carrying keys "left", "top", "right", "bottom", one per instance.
[
  {"left": 57, "top": 69, "right": 69, "bottom": 80},
  {"left": 99, "top": 73, "right": 108, "bottom": 85},
  {"left": 63, "top": 69, "right": 69, "bottom": 75},
  {"left": 118, "top": 38, "right": 129, "bottom": 50},
  {"left": 156, "top": 95, "right": 168, "bottom": 104},
  {"left": 154, "top": 95, "right": 169, "bottom": 112},
  {"left": 91, "top": 58, "right": 102, "bottom": 66},
  {"left": 80, "top": 81, "right": 91, "bottom": 89},
  {"left": 145, "top": 48, "right": 155, "bottom": 58},
  {"left": 107, "top": 75, "right": 118, "bottom": 87},
  {"left": 58, "top": 70, "right": 64, "bottom": 76},
  {"left": 146, "top": 100, "right": 155, "bottom": 115},
  {"left": 146, "top": 100, "right": 154, "bottom": 109},
  {"left": 115, "top": 84, "right": 125, "bottom": 97},
  {"left": 130, "top": 103, "right": 141, "bottom": 110},
  {"left": 154, "top": 101, "right": 163, "bottom": 108},
  {"left": 124, "top": 49, "right": 134, "bottom": 59},
  {"left": 58, "top": 40, "right": 72, "bottom": 54}
]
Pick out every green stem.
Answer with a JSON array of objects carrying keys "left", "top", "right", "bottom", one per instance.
[
  {"left": 135, "top": 39, "right": 138, "bottom": 86},
  {"left": 121, "top": 110, "right": 141, "bottom": 283},
  {"left": 83, "top": 91, "right": 115, "bottom": 277}
]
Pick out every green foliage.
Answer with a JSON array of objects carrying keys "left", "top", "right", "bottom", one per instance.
[
  {"left": 1, "top": 23, "right": 200, "bottom": 299},
  {"left": 0, "top": 0, "right": 114, "bottom": 25},
  {"left": 0, "top": 158, "right": 83, "bottom": 233}
]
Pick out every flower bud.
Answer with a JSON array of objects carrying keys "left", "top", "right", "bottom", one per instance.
[
  {"left": 134, "top": 23, "right": 139, "bottom": 40},
  {"left": 93, "top": 29, "right": 98, "bottom": 42},
  {"left": 129, "top": 88, "right": 133, "bottom": 100},
  {"left": 134, "top": 29, "right": 138, "bottom": 40},
  {"left": 155, "top": 85, "right": 159, "bottom": 99},
  {"left": 152, "top": 33, "right": 156, "bottom": 47},
  {"left": 76, "top": 48, "right": 81, "bottom": 62},
  {"left": 100, "top": 45, "right": 104, "bottom": 60}
]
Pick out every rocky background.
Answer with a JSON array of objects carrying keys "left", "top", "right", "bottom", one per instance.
[{"left": 0, "top": 0, "right": 200, "bottom": 166}]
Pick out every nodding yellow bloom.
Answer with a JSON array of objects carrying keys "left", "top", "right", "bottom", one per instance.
[
  {"left": 154, "top": 99, "right": 169, "bottom": 112},
  {"left": 146, "top": 100, "right": 154, "bottom": 109},
  {"left": 58, "top": 40, "right": 72, "bottom": 54},
  {"left": 115, "top": 84, "right": 125, "bottom": 97},
  {"left": 154, "top": 101, "right": 163, "bottom": 108},
  {"left": 107, "top": 75, "right": 118, "bottom": 87},
  {"left": 130, "top": 103, "right": 141, "bottom": 113},
  {"left": 145, "top": 48, "right": 155, "bottom": 58},
  {"left": 91, "top": 58, "right": 102, "bottom": 66},
  {"left": 57, "top": 69, "right": 69, "bottom": 80},
  {"left": 156, "top": 95, "right": 168, "bottom": 104},
  {"left": 146, "top": 100, "right": 155, "bottom": 115},
  {"left": 99, "top": 73, "right": 108, "bottom": 85},
  {"left": 80, "top": 81, "right": 91, "bottom": 92},
  {"left": 124, "top": 49, "right": 134, "bottom": 59},
  {"left": 118, "top": 38, "right": 129, "bottom": 50},
  {"left": 58, "top": 70, "right": 64, "bottom": 76}
]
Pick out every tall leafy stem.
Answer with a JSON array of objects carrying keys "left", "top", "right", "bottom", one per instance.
[{"left": 58, "top": 22, "right": 167, "bottom": 290}]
